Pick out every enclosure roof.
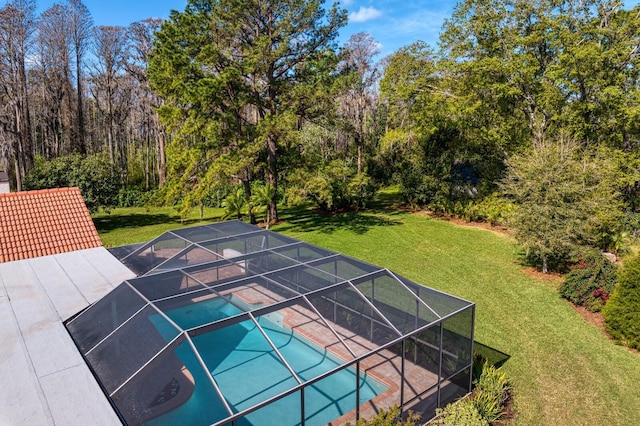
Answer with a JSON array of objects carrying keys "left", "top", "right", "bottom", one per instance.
[
  {"left": 0, "top": 187, "right": 101, "bottom": 262},
  {"left": 73, "top": 221, "right": 474, "bottom": 425},
  {"left": 0, "top": 247, "right": 136, "bottom": 426}
]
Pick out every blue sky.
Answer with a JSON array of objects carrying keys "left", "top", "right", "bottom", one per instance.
[
  {"left": 29, "top": 0, "right": 457, "bottom": 58},
  {"left": 339, "top": 0, "right": 456, "bottom": 55},
  {"left": 24, "top": 0, "right": 640, "bottom": 60}
]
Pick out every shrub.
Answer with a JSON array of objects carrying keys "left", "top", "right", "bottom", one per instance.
[
  {"left": 117, "top": 188, "right": 145, "bottom": 208},
  {"left": 467, "top": 193, "right": 516, "bottom": 225},
  {"left": 472, "top": 391, "right": 502, "bottom": 424},
  {"left": 116, "top": 188, "right": 159, "bottom": 208},
  {"left": 432, "top": 399, "right": 489, "bottom": 426},
  {"left": 346, "top": 406, "right": 420, "bottom": 426},
  {"left": 603, "top": 254, "right": 640, "bottom": 350},
  {"left": 501, "top": 140, "right": 623, "bottom": 274},
  {"left": 433, "top": 362, "right": 510, "bottom": 426},
  {"left": 23, "top": 154, "right": 120, "bottom": 212},
  {"left": 250, "top": 182, "right": 277, "bottom": 227},
  {"left": 221, "top": 187, "right": 247, "bottom": 220},
  {"left": 559, "top": 248, "right": 617, "bottom": 312},
  {"left": 473, "top": 362, "right": 511, "bottom": 422},
  {"left": 472, "top": 353, "right": 488, "bottom": 383},
  {"left": 347, "top": 172, "right": 378, "bottom": 211},
  {"left": 304, "top": 160, "right": 377, "bottom": 211}
]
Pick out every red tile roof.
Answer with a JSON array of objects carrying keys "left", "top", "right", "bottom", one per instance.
[{"left": 0, "top": 187, "right": 102, "bottom": 263}]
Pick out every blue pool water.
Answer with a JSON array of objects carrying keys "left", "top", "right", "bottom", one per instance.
[{"left": 146, "top": 297, "right": 387, "bottom": 426}]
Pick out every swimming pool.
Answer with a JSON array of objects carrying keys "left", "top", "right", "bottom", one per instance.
[{"left": 146, "top": 296, "right": 388, "bottom": 426}]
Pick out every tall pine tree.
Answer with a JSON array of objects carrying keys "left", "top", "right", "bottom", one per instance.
[{"left": 149, "top": 0, "right": 346, "bottom": 222}]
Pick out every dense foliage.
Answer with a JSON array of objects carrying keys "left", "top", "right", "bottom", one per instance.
[
  {"left": 372, "top": 1, "right": 640, "bottom": 273},
  {"left": 603, "top": 254, "right": 640, "bottom": 350},
  {"left": 501, "top": 140, "right": 622, "bottom": 272},
  {"left": 148, "top": 0, "right": 347, "bottom": 222},
  {"left": 294, "top": 160, "right": 377, "bottom": 211},
  {"left": 0, "top": 0, "right": 166, "bottom": 192},
  {"left": 4, "top": 0, "right": 640, "bottom": 275},
  {"left": 345, "top": 406, "right": 420, "bottom": 426},
  {"left": 23, "top": 154, "right": 119, "bottom": 212},
  {"left": 559, "top": 249, "right": 618, "bottom": 312},
  {"left": 433, "top": 362, "right": 511, "bottom": 426}
]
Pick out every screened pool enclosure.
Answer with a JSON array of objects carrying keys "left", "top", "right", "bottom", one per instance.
[{"left": 66, "top": 221, "right": 475, "bottom": 425}]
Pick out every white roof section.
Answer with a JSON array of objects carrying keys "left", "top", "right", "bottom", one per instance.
[{"left": 0, "top": 247, "right": 136, "bottom": 426}]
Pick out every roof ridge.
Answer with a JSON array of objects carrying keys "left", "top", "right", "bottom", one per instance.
[{"left": 0, "top": 186, "right": 80, "bottom": 198}]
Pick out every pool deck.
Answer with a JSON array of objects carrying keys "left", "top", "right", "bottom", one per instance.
[
  {"left": 228, "top": 281, "right": 443, "bottom": 424},
  {"left": 0, "top": 248, "right": 136, "bottom": 426}
]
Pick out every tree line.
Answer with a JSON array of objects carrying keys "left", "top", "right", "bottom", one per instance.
[
  {"left": 0, "top": 0, "right": 166, "bottom": 191},
  {"left": 5, "top": 0, "right": 640, "bottom": 274},
  {"left": 379, "top": 0, "right": 640, "bottom": 272}
]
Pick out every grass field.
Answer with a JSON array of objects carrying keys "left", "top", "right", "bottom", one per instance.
[
  {"left": 93, "top": 206, "right": 225, "bottom": 247},
  {"left": 93, "top": 201, "right": 640, "bottom": 425}
]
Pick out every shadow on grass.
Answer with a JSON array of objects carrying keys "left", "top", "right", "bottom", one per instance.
[
  {"left": 277, "top": 204, "right": 403, "bottom": 235},
  {"left": 474, "top": 341, "right": 511, "bottom": 368},
  {"left": 275, "top": 187, "right": 405, "bottom": 235},
  {"left": 366, "top": 188, "right": 405, "bottom": 212},
  {"left": 93, "top": 213, "right": 217, "bottom": 233}
]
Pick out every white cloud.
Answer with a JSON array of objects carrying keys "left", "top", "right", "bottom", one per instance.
[
  {"left": 349, "top": 6, "right": 383, "bottom": 23},
  {"left": 340, "top": 0, "right": 355, "bottom": 6}
]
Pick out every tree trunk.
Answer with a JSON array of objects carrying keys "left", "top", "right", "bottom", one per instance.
[
  {"left": 14, "top": 103, "right": 27, "bottom": 190},
  {"left": 107, "top": 121, "right": 114, "bottom": 163},
  {"left": 13, "top": 157, "right": 22, "bottom": 192},
  {"left": 157, "top": 125, "right": 166, "bottom": 186},
  {"left": 356, "top": 134, "right": 363, "bottom": 173},
  {"left": 76, "top": 54, "right": 86, "bottom": 154},
  {"left": 18, "top": 59, "right": 33, "bottom": 173},
  {"left": 145, "top": 114, "right": 150, "bottom": 190},
  {"left": 63, "top": 77, "right": 75, "bottom": 154},
  {"left": 266, "top": 133, "right": 278, "bottom": 223},
  {"left": 243, "top": 178, "right": 256, "bottom": 224}
]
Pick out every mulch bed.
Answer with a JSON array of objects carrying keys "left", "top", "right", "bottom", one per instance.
[{"left": 520, "top": 267, "right": 563, "bottom": 282}]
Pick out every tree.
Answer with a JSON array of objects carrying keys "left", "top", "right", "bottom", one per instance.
[
  {"left": 439, "top": 0, "right": 535, "bottom": 151},
  {"left": 290, "top": 159, "right": 376, "bottom": 212},
  {"left": 126, "top": 18, "right": 166, "bottom": 189},
  {"left": 379, "top": 41, "right": 477, "bottom": 208},
  {"left": 250, "top": 182, "right": 276, "bottom": 228},
  {"left": 373, "top": 0, "right": 640, "bottom": 218},
  {"left": 501, "top": 139, "right": 622, "bottom": 273},
  {"left": 603, "top": 253, "right": 640, "bottom": 350},
  {"left": 222, "top": 187, "right": 247, "bottom": 220},
  {"left": 339, "top": 32, "right": 381, "bottom": 173},
  {"left": 23, "top": 154, "right": 119, "bottom": 212},
  {"left": 0, "top": 0, "right": 37, "bottom": 191},
  {"left": 440, "top": 0, "right": 640, "bottom": 151},
  {"left": 36, "top": 3, "right": 75, "bottom": 157},
  {"left": 67, "top": 0, "right": 93, "bottom": 154},
  {"left": 149, "top": 0, "right": 347, "bottom": 221},
  {"left": 149, "top": 3, "right": 258, "bottom": 218},
  {"left": 90, "top": 25, "right": 131, "bottom": 180}
]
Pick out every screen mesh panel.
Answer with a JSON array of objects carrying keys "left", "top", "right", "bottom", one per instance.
[{"left": 66, "top": 221, "right": 475, "bottom": 426}]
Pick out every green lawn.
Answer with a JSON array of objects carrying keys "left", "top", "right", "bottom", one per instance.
[
  {"left": 93, "top": 206, "right": 225, "bottom": 247},
  {"left": 93, "top": 203, "right": 640, "bottom": 425}
]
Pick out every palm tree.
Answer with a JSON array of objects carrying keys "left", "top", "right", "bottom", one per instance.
[
  {"left": 250, "top": 183, "right": 276, "bottom": 229},
  {"left": 222, "top": 188, "right": 246, "bottom": 220}
]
